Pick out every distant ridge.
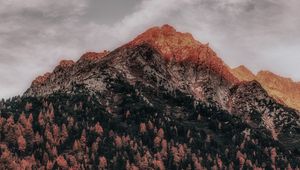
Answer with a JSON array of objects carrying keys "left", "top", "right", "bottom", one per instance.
[{"left": 231, "top": 65, "right": 300, "bottom": 111}]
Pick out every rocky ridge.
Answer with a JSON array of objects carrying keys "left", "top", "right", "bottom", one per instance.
[
  {"left": 231, "top": 65, "right": 300, "bottom": 112},
  {"left": 127, "top": 24, "right": 238, "bottom": 83},
  {"left": 24, "top": 25, "right": 300, "bottom": 150}
]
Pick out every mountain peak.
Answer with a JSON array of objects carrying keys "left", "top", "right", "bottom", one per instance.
[
  {"left": 257, "top": 70, "right": 277, "bottom": 77},
  {"left": 257, "top": 70, "right": 294, "bottom": 82},
  {"left": 231, "top": 65, "right": 255, "bottom": 82},
  {"left": 128, "top": 24, "right": 238, "bottom": 83},
  {"left": 235, "top": 65, "right": 251, "bottom": 72},
  {"left": 128, "top": 24, "right": 201, "bottom": 61},
  {"left": 161, "top": 24, "right": 177, "bottom": 32}
]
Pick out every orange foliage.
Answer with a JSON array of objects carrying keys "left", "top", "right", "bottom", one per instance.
[
  {"left": 17, "top": 135, "right": 26, "bottom": 151},
  {"left": 56, "top": 155, "right": 68, "bottom": 169}
]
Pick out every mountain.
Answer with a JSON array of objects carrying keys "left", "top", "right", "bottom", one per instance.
[
  {"left": 25, "top": 24, "right": 300, "bottom": 145},
  {"left": 231, "top": 65, "right": 256, "bottom": 82},
  {"left": 25, "top": 25, "right": 239, "bottom": 105},
  {"left": 0, "top": 25, "right": 299, "bottom": 169},
  {"left": 231, "top": 65, "right": 300, "bottom": 111}
]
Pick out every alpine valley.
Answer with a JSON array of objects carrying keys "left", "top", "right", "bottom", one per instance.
[{"left": 0, "top": 25, "right": 299, "bottom": 169}]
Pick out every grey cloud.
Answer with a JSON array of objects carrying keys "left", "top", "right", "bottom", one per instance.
[
  {"left": 81, "top": 0, "right": 139, "bottom": 25},
  {"left": 0, "top": 0, "right": 300, "bottom": 99}
]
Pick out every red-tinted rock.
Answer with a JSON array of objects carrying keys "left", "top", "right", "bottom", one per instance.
[
  {"left": 128, "top": 24, "right": 238, "bottom": 83},
  {"left": 58, "top": 60, "right": 75, "bottom": 68},
  {"left": 80, "top": 50, "right": 110, "bottom": 61},
  {"left": 32, "top": 72, "right": 52, "bottom": 86}
]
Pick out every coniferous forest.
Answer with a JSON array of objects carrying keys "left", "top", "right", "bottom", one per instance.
[{"left": 0, "top": 81, "right": 299, "bottom": 169}]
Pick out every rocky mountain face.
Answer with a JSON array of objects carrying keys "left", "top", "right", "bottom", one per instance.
[
  {"left": 0, "top": 25, "right": 299, "bottom": 169},
  {"left": 25, "top": 25, "right": 238, "bottom": 106},
  {"left": 25, "top": 25, "right": 300, "bottom": 146},
  {"left": 231, "top": 65, "right": 300, "bottom": 112}
]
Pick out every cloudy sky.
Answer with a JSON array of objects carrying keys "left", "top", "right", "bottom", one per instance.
[{"left": 0, "top": 0, "right": 300, "bottom": 98}]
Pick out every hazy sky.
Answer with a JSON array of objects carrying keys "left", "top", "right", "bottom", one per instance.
[{"left": 1, "top": 0, "right": 300, "bottom": 99}]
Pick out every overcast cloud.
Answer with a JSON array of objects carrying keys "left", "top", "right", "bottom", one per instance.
[{"left": 0, "top": 0, "right": 300, "bottom": 99}]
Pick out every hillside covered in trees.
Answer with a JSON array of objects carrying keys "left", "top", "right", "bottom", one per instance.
[{"left": 0, "top": 82, "right": 299, "bottom": 169}]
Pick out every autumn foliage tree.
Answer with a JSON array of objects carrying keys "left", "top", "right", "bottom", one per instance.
[{"left": 0, "top": 92, "right": 298, "bottom": 169}]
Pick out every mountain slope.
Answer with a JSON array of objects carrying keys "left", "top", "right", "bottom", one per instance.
[
  {"left": 231, "top": 65, "right": 300, "bottom": 112},
  {"left": 2, "top": 76, "right": 299, "bottom": 169},
  {"left": 0, "top": 24, "right": 298, "bottom": 169},
  {"left": 25, "top": 25, "right": 239, "bottom": 110},
  {"left": 24, "top": 25, "right": 300, "bottom": 147}
]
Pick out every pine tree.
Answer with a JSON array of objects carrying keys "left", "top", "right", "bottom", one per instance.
[{"left": 17, "top": 135, "right": 26, "bottom": 152}]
